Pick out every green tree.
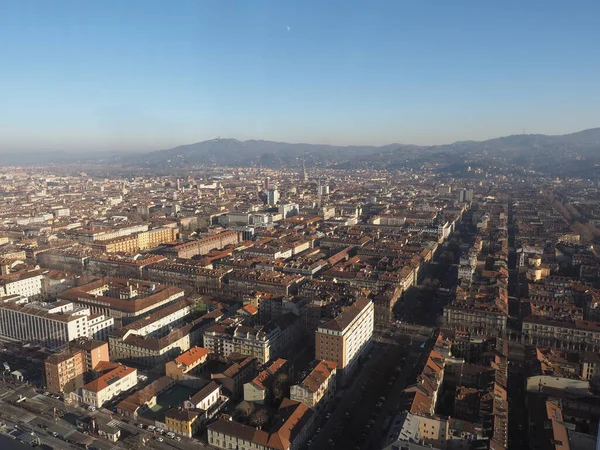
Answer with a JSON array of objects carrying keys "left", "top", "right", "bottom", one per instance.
[{"left": 191, "top": 297, "right": 208, "bottom": 315}]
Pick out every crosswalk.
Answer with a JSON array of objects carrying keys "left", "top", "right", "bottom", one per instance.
[
  {"left": 0, "top": 390, "right": 15, "bottom": 399},
  {"left": 20, "top": 412, "right": 37, "bottom": 423}
]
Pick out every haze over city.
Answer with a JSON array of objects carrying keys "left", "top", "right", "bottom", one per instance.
[
  {"left": 2, "top": 0, "right": 600, "bottom": 152},
  {"left": 1, "top": 3, "right": 600, "bottom": 450}
]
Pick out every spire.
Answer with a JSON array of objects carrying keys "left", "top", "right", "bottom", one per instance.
[{"left": 302, "top": 155, "right": 308, "bottom": 182}]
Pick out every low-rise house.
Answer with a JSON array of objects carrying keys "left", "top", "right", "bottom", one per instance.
[
  {"left": 165, "top": 346, "right": 212, "bottom": 381},
  {"left": 184, "top": 381, "right": 221, "bottom": 412},
  {"left": 165, "top": 407, "right": 201, "bottom": 438},
  {"left": 244, "top": 358, "right": 290, "bottom": 405},
  {"left": 116, "top": 376, "right": 176, "bottom": 419}
]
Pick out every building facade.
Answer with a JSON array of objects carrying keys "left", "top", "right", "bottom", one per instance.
[{"left": 315, "top": 297, "right": 374, "bottom": 379}]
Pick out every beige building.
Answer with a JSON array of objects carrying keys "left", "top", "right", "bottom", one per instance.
[
  {"left": 290, "top": 360, "right": 337, "bottom": 414},
  {"left": 315, "top": 297, "right": 374, "bottom": 379},
  {"left": 165, "top": 346, "right": 212, "bottom": 381},
  {"left": 522, "top": 317, "right": 600, "bottom": 352}
]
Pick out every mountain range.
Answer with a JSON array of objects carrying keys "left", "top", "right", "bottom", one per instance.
[{"left": 2, "top": 128, "right": 600, "bottom": 176}]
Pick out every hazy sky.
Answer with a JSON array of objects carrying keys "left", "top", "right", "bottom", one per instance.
[{"left": 1, "top": 0, "right": 599, "bottom": 153}]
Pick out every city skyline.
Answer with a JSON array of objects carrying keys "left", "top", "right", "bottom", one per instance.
[{"left": 2, "top": 0, "right": 600, "bottom": 152}]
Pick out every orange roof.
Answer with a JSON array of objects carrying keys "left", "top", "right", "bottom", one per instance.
[
  {"left": 93, "top": 360, "right": 121, "bottom": 373},
  {"left": 175, "top": 347, "right": 211, "bottom": 367},
  {"left": 300, "top": 360, "right": 337, "bottom": 393},
  {"left": 242, "top": 304, "right": 259, "bottom": 315},
  {"left": 83, "top": 365, "right": 136, "bottom": 393}
]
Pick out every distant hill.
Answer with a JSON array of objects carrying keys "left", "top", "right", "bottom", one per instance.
[
  {"left": 129, "top": 129, "right": 600, "bottom": 176},
  {"left": 2, "top": 128, "right": 600, "bottom": 177}
]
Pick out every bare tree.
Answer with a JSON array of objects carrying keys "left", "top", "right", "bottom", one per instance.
[
  {"left": 272, "top": 372, "right": 289, "bottom": 402},
  {"left": 249, "top": 407, "right": 269, "bottom": 428}
]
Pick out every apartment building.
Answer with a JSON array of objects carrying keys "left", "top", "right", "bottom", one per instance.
[
  {"left": 315, "top": 297, "right": 374, "bottom": 379},
  {"left": 72, "top": 224, "right": 149, "bottom": 243},
  {"left": 521, "top": 316, "right": 600, "bottom": 352},
  {"left": 45, "top": 349, "right": 86, "bottom": 394},
  {"left": 164, "top": 230, "right": 240, "bottom": 259},
  {"left": 228, "top": 269, "right": 304, "bottom": 296},
  {"left": 0, "top": 300, "right": 114, "bottom": 350},
  {"left": 290, "top": 360, "right": 337, "bottom": 414},
  {"left": 145, "top": 259, "right": 231, "bottom": 290},
  {"left": 58, "top": 278, "right": 185, "bottom": 325},
  {"left": 204, "top": 312, "right": 302, "bottom": 364},
  {"left": 69, "top": 338, "right": 110, "bottom": 371},
  {"left": 0, "top": 269, "right": 43, "bottom": 298},
  {"left": 80, "top": 364, "right": 138, "bottom": 407},
  {"left": 443, "top": 284, "right": 508, "bottom": 336},
  {"left": 44, "top": 338, "right": 110, "bottom": 394}
]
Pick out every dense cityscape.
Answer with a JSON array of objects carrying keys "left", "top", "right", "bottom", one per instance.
[{"left": 0, "top": 159, "right": 598, "bottom": 450}]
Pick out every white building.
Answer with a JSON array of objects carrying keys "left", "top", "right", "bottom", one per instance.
[
  {"left": 184, "top": 381, "right": 221, "bottom": 411},
  {"left": 0, "top": 270, "right": 44, "bottom": 299},
  {"left": 0, "top": 299, "right": 114, "bottom": 350},
  {"left": 267, "top": 188, "right": 280, "bottom": 205},
  {"left": 80, "top": 365, "right": 137, "bottom": 407},
  {"left": 278, "top": 203, "right": 299, "bottom": 219}
]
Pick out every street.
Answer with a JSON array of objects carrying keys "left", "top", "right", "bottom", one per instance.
[
  {"left": 0, "top": 379, "right": 210, "bottom": 450},
  {"left": 308, "top": 324, "right": 430, "bottom": 450}
]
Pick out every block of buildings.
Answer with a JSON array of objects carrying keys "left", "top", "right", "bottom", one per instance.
[
  {"left": 58, "top": 277, "right": 185, "bottom": 326},
  {"left": 207, "top": 398, "right": 314, "bottom": 450},
  {"left": 109, "top": 309, "right": 223, "bottom": 367}
]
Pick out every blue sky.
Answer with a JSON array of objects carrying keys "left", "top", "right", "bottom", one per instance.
[{"left": 1, "top": 0, "right": 599, "bottom": 152}]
